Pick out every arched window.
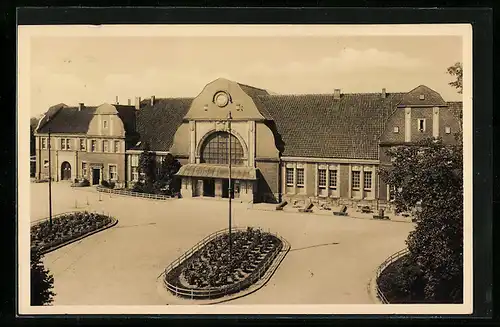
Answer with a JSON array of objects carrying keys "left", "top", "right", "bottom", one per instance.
[{"left": 200, "top": 132, "right": 244, "bottom": 165}]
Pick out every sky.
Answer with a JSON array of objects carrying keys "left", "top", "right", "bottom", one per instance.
[{"left": 29, "top": 35, "right": 463, "bottom": 117}]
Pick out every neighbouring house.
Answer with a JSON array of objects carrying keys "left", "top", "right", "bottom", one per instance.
[{"left": 34, "top": 78, "right": 462, "bottom": 208}]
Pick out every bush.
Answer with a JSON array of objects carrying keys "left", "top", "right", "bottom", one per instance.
[
  {"left": 109, "top": 181, "right": 115, "bottom": 189},
  {"left": 74, "top": 178, "right": 79, "bottom": 183},
  {"left": 101, "top": 180, "right": 110, "bottom": 188},
  {"left": 81, "top": 178, "right": 90, "bottom": 187},
  {"left": 31, "top": 248, "right": 55, "bottom": 305},
  {"left": 377, "top": 256, "right": 426, "bottom": 303}
]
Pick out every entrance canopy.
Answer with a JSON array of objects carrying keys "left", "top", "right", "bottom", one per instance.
[{"left": 176, "top": 164, "right": 258, "bottom": 180}]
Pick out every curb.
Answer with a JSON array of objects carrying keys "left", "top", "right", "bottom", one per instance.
[{"left": 34, "top": 216, "right": 119, "bottom": 255}]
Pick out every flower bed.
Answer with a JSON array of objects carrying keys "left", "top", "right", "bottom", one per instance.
[
  {"left": 31, "top": 211, "right": 114, "bottom": 254},
  {"left": 165, "top": 227, "right": 283, "bottom": 299}
]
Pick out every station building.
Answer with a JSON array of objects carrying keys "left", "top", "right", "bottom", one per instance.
[{"left": 34, "top": 78, "right": 462, "bottom": 208}]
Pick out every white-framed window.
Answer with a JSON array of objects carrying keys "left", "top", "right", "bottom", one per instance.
[
  {"left": 102, "top": 140, "right": 109, "bottom": 152},
  {"left": 103, "top": 120, "right": 108, "bottom": 129},
  {"left": 393, "top": 126, "right": 399, "bottom": 133},
  {"left": 417, "top": 119, "right": 426, "bottom": 132},
  {"left": 60, "top": 138, "right": 66, "bottom": 150},
  {"left": 82, "top": 162, "right": 87, "bottom": 178},
  {"left": 109, "top": 165, "right": 117, "bottom": 181},
  {"left": 79, "top": 139, "right": 86, "bottom": 151},
  {"left": 286, "top": 168, "right": 294, "bottom": 186},
  {"left": 132, "top": 166, "right": 139, "bottom": 181},
  {"left": 445, "top": 126, "right": 451, "bottom": 134},
  {"left": 296, "top": 168, "right": 304, "bottom": 189},
  {"left": 91, "top": 140, "right": 97, "bottom": 152},
  {"left": 131, "top": 155, "right": 139, "bottom": 167},
  {"left": 114, "top": 140, "right": 120, "bottom": 153},
  {"left": 352, "top": 171, "right": 361, "bottom": 190},
  {"left": 318, "top": 169, "right": 327, "bottom": 188},
  {"left": 41, "top": 138, "right": 47, "bottom": 149},
  {"left": 66, "top": 138, "right": 71, "bottom": 150},
  {"left": 364, "top": 171, "right": 372, "bottom": 190},
  {"left": 329, "top": 169, "right": 337, "bottom": 189}
]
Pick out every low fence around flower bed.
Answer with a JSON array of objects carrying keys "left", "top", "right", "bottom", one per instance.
[
  {"left": 163, "top": 227, "right": 287, "bottom": 300},
  {"left": 96, "top": 186, "right": 172, "bottom": 200},
  {"left": 374, "top": 248, "right": 410, "bottom": 304},
  {"left": 31, "top": 210, "right": 118, "bottom": 255}
]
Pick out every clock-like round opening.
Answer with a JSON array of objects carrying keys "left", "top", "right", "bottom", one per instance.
[{"left": 214, "top": 92, "right": 229, "bottom": 108}]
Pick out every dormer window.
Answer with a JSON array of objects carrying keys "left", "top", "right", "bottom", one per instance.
[
  {"left": 393, "top": 126, "right": 399, "bottom": 133},
  {"left": 418, "top": 119, "right": 426, "bottom": 132}
]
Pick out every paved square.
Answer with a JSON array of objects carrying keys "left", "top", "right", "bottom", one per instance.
[{"left": 30, "top": 182, "right": 414, "bottom": 305}]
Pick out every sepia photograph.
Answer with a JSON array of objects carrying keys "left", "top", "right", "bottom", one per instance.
[{"left": 18, "top": 24, "right": 472, "bottom": 315}]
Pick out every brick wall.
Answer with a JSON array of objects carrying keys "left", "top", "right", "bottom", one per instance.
[
  {"left": 255, "top": 160, "right": 279, "bottom": 203},
  {"left": 410, "top": 107, "right": 434, "bottom": 142}
]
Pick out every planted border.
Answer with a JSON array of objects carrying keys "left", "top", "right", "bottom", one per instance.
[
  {"left": 164, "top": 227, "right": 287, "bottom": 300},
  {"left": 31, "top": 211, "right": 118, "bottom": 255}
]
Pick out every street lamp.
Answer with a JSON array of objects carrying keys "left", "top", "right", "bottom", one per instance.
[{"left": 227, "top": 111, "right": 233, "bottom": 260}]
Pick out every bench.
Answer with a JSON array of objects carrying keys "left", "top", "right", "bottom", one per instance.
[
  {"left": 361, "top": 206, "right": 372, "bottom": 213},
  {"left": 333, "top": 205, "right": 348, "bottom": 216},
  {"left": 373, "top": 209, "right": 389, "bottom": 220},
  {"left": 298, "top": 202, "right": 314, "bottom": 213},
  {"left": 275, "top": 201, "right": 288, "bottom": 211}
]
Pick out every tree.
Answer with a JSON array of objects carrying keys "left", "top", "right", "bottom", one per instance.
[
  {"left": 31, "top": 248, "right": 55, "bottom": 305},
  {"left": 30, "top": 117, "right": 40, "bottom": 156},
  {"left": 153, "top": 153, "right": 182, "bottom": 196},
  {"left": 133, "top": 142, "right": 156, "bottom": 193},
  {"left": 447, "top": 62, "right": 463, "bottom": 94},
  {"left": 380, "top": 137, "right": 463, "bottom": 303}
]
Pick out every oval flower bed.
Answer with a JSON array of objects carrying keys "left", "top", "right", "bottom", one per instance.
[
  {"left": 165, "top": 227, "right": 283, "bottom": 299},
  {"left": 31, "top": 211, "right": 114, "bottom": 254}
]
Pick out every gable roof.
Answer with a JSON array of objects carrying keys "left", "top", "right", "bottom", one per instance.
[
  {"left": 133, "top": 98, "right": 193, "bottom": 151},
  {"left": 257, "top": 92, "right": 406, "bottom": 160},
  {"left": 37, "top": 105, "right": 97, "bottom": 134},
  {"left": 397, "top": 85, "right": 447, "bottom": 107}
]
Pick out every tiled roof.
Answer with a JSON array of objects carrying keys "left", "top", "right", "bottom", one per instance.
[
  {"left": 37, "top": 105, "right": 97, "bottom": 134},
  {"left": 257, "top": 93, "right": 406, "bottom": 160},
  {"left": 115, "top": 105, "right": 137, "bottom": 135},
  {"left": 447, "top": 101, "right": 463, "bottom": 121},
  {"left": 237, "top": 83, "right": 274, "bottom": 119},
  {"left": 397, "top": 85, "right": 447, "bottom": 107},
  {"left": 134, "top": 98, "right": 193, "bottom": 151}
]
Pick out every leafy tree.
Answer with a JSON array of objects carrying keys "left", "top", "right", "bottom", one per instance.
[
  {"left": 31, "top": 248, "right": 55, "bottom": 305},
  {"left": 133, "top": 142, "right": 156, "bottom": 193},
  {"left": 447, "top": 62, "right": 463, "bottom": 94},
  {"left": 30, "top": 117, "right": 40, "bottom": 156},
  {"left": 380, "top": 137, "right": 463, "bottom": 303},
  {"left": 153, "top": 153, "right": 182, "bottom": 195}
]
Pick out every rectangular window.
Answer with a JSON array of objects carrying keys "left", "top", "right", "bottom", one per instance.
[
  {"left": 393, "top": 126, "right": 399, "bottom": 133},
  {"left": 41, "top": 138, "right": 47, "bottom": 149},
  {"left": 131, "top": 155, "right": 139, "bottom": 167},
  {"left": 418, "top": 119, "right": 426, "bottom": 132},
  {"left": 43, "top": 160, "right": 49, "bottom": 168},
  {"left": 364, "top": 171, "right": 372, "bottom": 190},
  {"left": 66, "top": 138, "right": 71, "bottom": 150},
  {"left": 82, "top": 162, "right": 87, "bottom": 178},
  {"left": 60, "top": 138, "right": 66, "bottom": 150},
  {"left": 103, "top": 120, "right": 108, "bottom": 129},
  {"left": 91, "top": 140, "right": 97, "bottom": 152},
  {"left": 102, "top": 140, "right": 109, "bottom": 152},
  {"left": 318, "top": 169, "right": 327, "bottom": 188},
  {"left": 79, "top": 139, "right": 86, "bottom": 151},
  {"left": 445, "top": 126, "right": 451, "bottom": 134},
  {"left": 109, "top": 165, "right": 117, "bottom": 180},
  {"left": 114, "top": 140, "right": 120, "bottom": 153},
  {"left": 352, "top": 171, "right": 361, "bottom": 189},
  {"left": 286, "top": 168, "right": 294, "bottom": 186},
  {"left": 132, "top": 167, "right": 139, "bottom": 181},
  {"left": 296, "top": 168, "right": 304, "bottom": 188},
  {"left": 329, "top": 169, "right": 337, "bottom": 189}
]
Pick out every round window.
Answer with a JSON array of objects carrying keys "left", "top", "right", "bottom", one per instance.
[{"left": 214, "top": 92, "right": 229, "bottom": 108}]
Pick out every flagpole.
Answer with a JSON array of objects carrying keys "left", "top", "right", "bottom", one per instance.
[
  {"left": 48, "top": 128, "right": 53, "bottom": 229},
  {"left": 228, "top": 111, "right": 232, "bottom": 260}
]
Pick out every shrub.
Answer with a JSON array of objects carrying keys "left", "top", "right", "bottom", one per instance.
[
  {"left": 74, "top": 178, "right": 79, "bottom": 183},
  {"left": 31, "top": 248, "right": 55, "bottom": 305},
  {"left": 108, "top": 181, "right": 116, "bottom": 189},
  {"left": 101, "top": 180, "right": 110, "bottom": 188},
  {"left": 81, "top": 179, "right": 90, "bottom": 187}
]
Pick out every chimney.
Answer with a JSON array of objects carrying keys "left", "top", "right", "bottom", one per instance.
[
  {"left": 127, "top": 98, "right": 131, "bottom": 105},
  {"left": 151, "top": 96, "right": 155, "bottom": 106},
  {"left": 115, "top": 96, "right": 119, "bottom": 105},
  {"left": 134, "top": 97, "right": 142, "bottom": 109},
  {"left": 333, "top": 89, "right": 341, "bottom": 100},
  {"left": 78, "top": 103, "right": 84, "bottom": 111},
  {"left": 382, "top": 88, "right": 387, "bottom": 99}
]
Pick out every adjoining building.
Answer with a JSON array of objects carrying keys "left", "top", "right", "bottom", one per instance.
[{"left": 34, "top": 78, "right": 462, "bottom": 208}]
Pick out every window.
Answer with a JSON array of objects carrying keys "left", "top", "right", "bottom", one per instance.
[
  {"left": 60, "top": 138, "right": 66, "bottom": 150},
  {"left": 103, "top": 120, "right": 108, "bottom": 129},
  {"left": 79, "top": 139, "right": 86, "bottom": 151},
  {"left": 329, "top": 169, "right": 337, "bottom": 189},
  {"left": 66, "top": 138, "right": 71, "bottom": 150},
  {"left": 364, "top": 171, "right": 372, "bottom": 190},
  {"left": 41, "top": 138, "right": 47, "bottom": 149},
  {"left": 352, "top": 171, "right": 361, "bottom": 189},
  {"left": 296, "top": 168, "right": 304, "bottom": 188},
  {"left": 102, "top": 140, "right": 109, "bottom": 152},
  {"left": 200, "top": 132, "right": 244, "bottom": 165},
  {"left": 109, "top": 165, "right": 117, "bottom": 180},
  {"left": 131, "top": 155, "right": 139, "bottom": 167},
  {"left": 82, "top": 162, "right": 87, "bottom": 178},
  {"left": 43, "top": 160, "right": 49, "bottom": 168},
  {"left": 286, "top": 168, "right": 294, "bottom": 186},
  {"left": 445, "top": 126, "right": 451, "bottom": 134},
  {"left": 91, "top": 140, "right": 97, "bottom": 152},
  {"left": 114, "top": 140, "right": 120, "bottom": 153},
  {"left": 132, "top": 167, "right": 139, "bottom": 181},
  {"left": 418, "top": 119, "right": 426, "bottom": 132},
  {"left": 318, "top": 169, "right": 327, "bottom": 188},
  {"left": 419, "top": 94, "right": 425, "bottom": 100},
  {"left": 393, "top": 126, "right": 399, "bottom": 133}
]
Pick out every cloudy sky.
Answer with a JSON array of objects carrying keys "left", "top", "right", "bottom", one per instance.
[{"left": 29, "top": 35, "right": 462, "bottom": 116}]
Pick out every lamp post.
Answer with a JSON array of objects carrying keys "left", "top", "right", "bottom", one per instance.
[
  {"left": 48, "top": 128, "right": 53, "bottom": 229},
  {"left": 227, "top": 111, "right": 233, "bottom": 260}
]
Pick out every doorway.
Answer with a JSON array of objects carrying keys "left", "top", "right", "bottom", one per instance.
[
  {"left": 92, "top": 168, "right": 100, "bottom": 185},
  {"left": 61, "top": 161, "right": 71, "bottom": 180},
  {"left": 203, "top": 179, "right": 215, "bottom": 197}
]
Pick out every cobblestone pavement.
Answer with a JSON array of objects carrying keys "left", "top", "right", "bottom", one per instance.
[{"left": 30, "top": 182, "right": 414, "bottom": 305}]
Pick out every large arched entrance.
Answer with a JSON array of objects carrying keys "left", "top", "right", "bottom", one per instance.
[
  {"left": 61, "top": 161, "right": 71, "bottom": 180},
  {"left": 200, "top": 131, "right": 245, "bottom": 166}
]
